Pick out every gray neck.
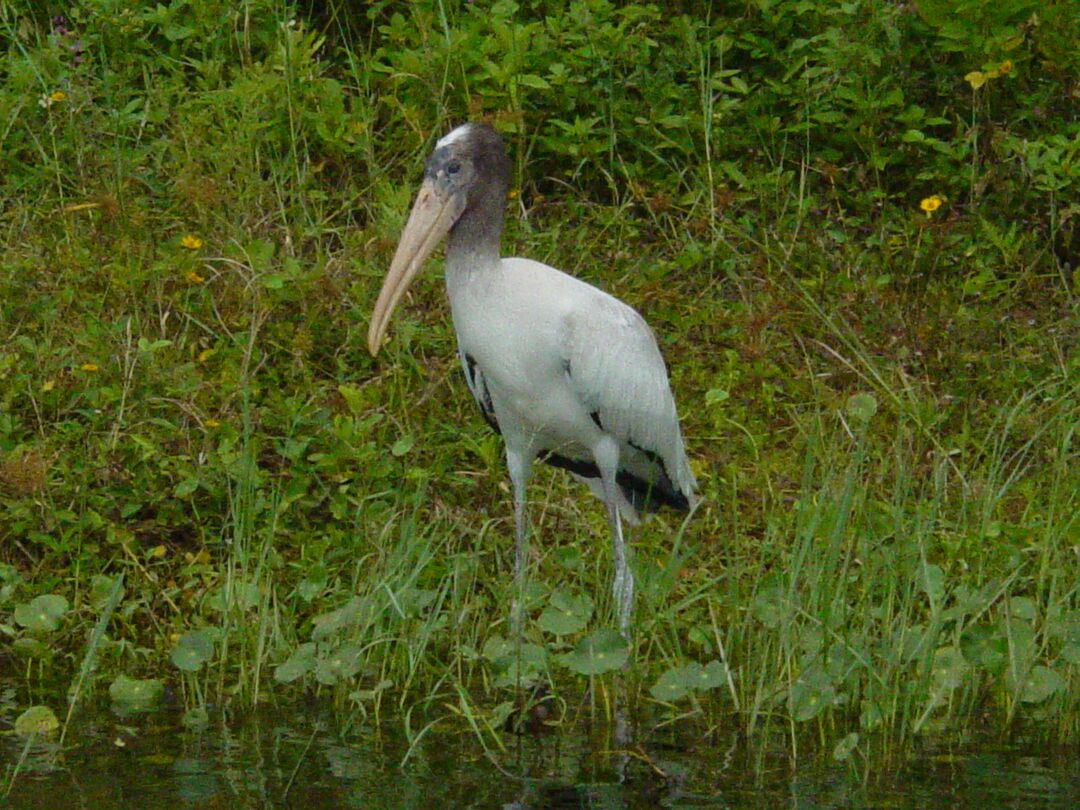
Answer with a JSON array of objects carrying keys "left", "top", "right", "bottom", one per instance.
[{"left": 445, "top": 183, "right": 505, "bottom": 287}]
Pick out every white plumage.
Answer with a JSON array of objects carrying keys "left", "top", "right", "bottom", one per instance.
[{"left": 368, "top": 123, "right": 696, "bottom": 636}]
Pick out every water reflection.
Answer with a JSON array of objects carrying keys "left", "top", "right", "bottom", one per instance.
[{"left": 2, "top": 702, "right": 1077, "bottom": 809}]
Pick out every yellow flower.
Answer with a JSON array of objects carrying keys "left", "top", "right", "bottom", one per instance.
[
  {"left": 180, "top": 234, "right": 203, "bottom": 250},
  {"left": 197, "top": 348, "right": 214, "bottom": 363},
  {"left": 50, "top": 90, "right": 67, "bottom": 103},
  {"left": 920, "top": 195, "right": 944, "bottom": 215},
  {"left": 965, "top": 71, "right": 987, "bottom": 90},
  {"left": 80, "top": 363, "right": 99, "bottom": 372},
  {"left": 184, "top": 270, "right": 205, "bottom": 284},
  {"left": 998, "top": 59, "right": 1013, "bottom": 75},
  {"left": 204, "top": 418, "right": 221, "bottom": 428}
]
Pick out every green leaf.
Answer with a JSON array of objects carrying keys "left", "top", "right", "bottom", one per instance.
[
  {"left": 170, "top": 629, "right": 215, "bottom": 672},
  {"left": 921, "top": 563, "right": 945, "bottom": 605},
  {"left": 705, "top": 388, "right": 729, "bottom": 406},
  {"left": 960, "top": 624, "right": 1007, "bottom": 675},
  {"left": 137, "top": 338, "right": 172, "bottom": 354},
  {"left": 337, "top": 384, "right": 365, "bottom": 416},
  {"left": 109, "top": 675, "right": 164, "bottom": 710},
  {"left": 1018, "top": 665, "right": 1065, "bottom": 704},
  {"left": 859, "top": 701, "right": 883, "bottom": 731},
  {"left": 930, "top": 645, "right": 969, "bottom": 700},
  {"left": 1007, "top": 596, "right": 1038, "bottom": 621},
  {"left": 491, "top": 643, "right": 547, "bottom": 688},
  {"left": 14, "top": 705, "right": 60, "bottom": 736},
  {"left": 350, "top": 679, "right": 393, "bottom": 702},
  {"left": 695, "top": 660, "right": 728, "bottom": 691},
  {"left": 537, "top": 590, "right": 593, "bottom": 635},
  {"left": 833, "top": 732, "right": 859, "bottom": 761},
  {"left": 750, "top": 587, "right": 783, "bottom": 629},
  {"left": 517, "top": 73, "right": 551, "bottom": 90},
  {"left": 311, "top": 597, "right": 365, "bottom": 640},
  {"left": 649, "top": 659, "right": 727, "bottom": 702},
  {"left": 14, "top": 594, "right": 69, "bottom": 632},
  {"left": 650, "top": 666, "right": 693, "bottom": 702},
  {"left": 391, "top": 435, "right": 414, "bottom": 457},
  {"left": 12, "top": 637, "right": 50, "bottom": 659},
  {"left": 314, "top": 642, "right": 364, "bottom": 685},
  {"left": 174, "top": 477, "right": 200, "bottom": 498},
  {"left": 789, "top": 668, "right": 836, "bottom": 722},
  {"left": 557, "top": 630, "right": 628, "bottom": 675},
  {"left": 846, "top": 392, "right": 878, "bottom": 422},
  {"left": 181, "top": 707, "right": 210, "bottom": 730},
  {"left": 274, "top": 642, "right": 316, "bottom": 683},
  {"left": 482, "top": 635, "right": 515, "bottom": 662},
  {"left": 1060, "top": 640, "right": 1080, "bottom": 666}
]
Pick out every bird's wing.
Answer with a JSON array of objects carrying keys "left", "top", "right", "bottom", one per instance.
[
  {"left": 458, "top": 349, "right": 499, "bottom": 434},
  {"left": 561, "top": 292, "right": 696, "bottom": 502}
]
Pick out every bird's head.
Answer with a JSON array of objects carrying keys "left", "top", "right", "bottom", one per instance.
[{"left": 367, "top": 123, "right": 510, "bottom": 356}]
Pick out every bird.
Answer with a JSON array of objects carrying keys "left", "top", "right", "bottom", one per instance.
[{"left": 367, "top": 122, "right": 696, "bottom": 638}]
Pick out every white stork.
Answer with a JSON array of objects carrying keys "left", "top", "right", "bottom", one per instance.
[{"left": 368, "top": 122, "right": 696, "bottom": 637}]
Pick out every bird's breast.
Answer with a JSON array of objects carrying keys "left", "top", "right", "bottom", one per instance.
[{"left": 453, "top": 317, "right": 593, "bottom": 452}]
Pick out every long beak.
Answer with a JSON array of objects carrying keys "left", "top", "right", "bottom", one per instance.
[{"left": 367, "top": 179, "right": 465, "bottom": 356}]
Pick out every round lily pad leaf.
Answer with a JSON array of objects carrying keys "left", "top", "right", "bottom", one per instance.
[
  {"left": 921, "top": 563, "right": 946, "bottom": 605},
  {"left": 930, "top": 646, "right": 968, "bottom": 694},
  {"left": 390, "top": 434, "right": 414, "bottom": 457},
  {"left": 859, "top": 701, "right": 883, "bottom": 731},
  {"left": 846, "top": 392, "right": 878, "bottom": 423},
  {"left": 538, "top": 590, "right": 593, "bottom": 636},
  {"left": 15, "top": 705, "right": 60, "bottom": 737},
  {"left": 483, "top": 636, "right": 547, "bottom": 687},
  {"left": 1018, "top": 665, "right": 1065, "bottom": 704},
  {"left": 1061, "top": 640, "right": 1080, "bottom": 666},
  {"left": 315, "top": 642, "right": 364, "bottom": 685},
  {"left": 181, "top": 707, "right": 210, "bottom": 730},
  {"left": 109, "top": 675, "right": 165, "bottom": 711},
  {"left": 750, "top": 587, "right": 783, "bottom": 629},
  {"left": 960, "top": 624, "right": 1007, "bottom": 675},
  {"left": 693, "top": 660, "right": 728, "bottom": 691},
  {"left": 90, "top": 575, "right": 125, "bottom": 607},
  {"left": 350, "top": 679, "right": 394, "bottom": 702},
  {"left": 14, "top": 594, "right": 69, "bottom": 633},
  {"left": 1007, "top": 596, "right": 1038, "bottom": 621},
  {"left": 789, "top": 668, "right": 837, "bottom": 722},
  {"left": 491, "top": 643, "right": 547, "bottom": 689},
  {"left": 12, "top": 637, "right": 51, "bottom": 659},
  {"left": 558, "top": 629, "right": 628, "bottom": 675},
  {"left": 274, "top": 642, "right": 316, "bottom": 683},
  {"left": 651, "top": 660, "right": 729, "bottom": 702},
  {"left": 482, "top": 635, "right": 515, "bottom": 662},
  {"left": 650, "top": 666, "right": 693, "bottom": 702},
  {"left": 170, "top": 629, "right": 215, "bottom": 672},
  {"left": 833, "top": 732, "right": 860, "bottom": 762}
]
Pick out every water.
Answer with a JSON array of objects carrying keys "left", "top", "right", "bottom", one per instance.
[{"left": 3, "top": 702, "right": 1077, "bottom": 809}]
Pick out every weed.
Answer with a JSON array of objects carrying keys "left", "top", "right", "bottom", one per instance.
[{"left": 0, "top": 0, "right": 1076, "bottom": 772}]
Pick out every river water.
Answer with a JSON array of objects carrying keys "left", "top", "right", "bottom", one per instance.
[{"left": 2, "top": 702, "right": 1077, "bottom": 808}]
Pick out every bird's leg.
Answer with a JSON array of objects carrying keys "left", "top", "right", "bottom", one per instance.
[
  {"left": 595, "top": 438, "right": 633, "bottom": 639},
  {"left": 506, "top": 447, "right": 532, "bottom": 638},
  {"left": 606, "top": 494, "right": 633, "bottom": 640}
]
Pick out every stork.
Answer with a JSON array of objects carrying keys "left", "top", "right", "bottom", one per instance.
[{"left": 367, "top": 123, "right": 696, "bottom": 637}]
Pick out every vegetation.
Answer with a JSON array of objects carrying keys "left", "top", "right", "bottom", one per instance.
[{"left": 1, "top": 0, "right": 1077, "bottom": 776}]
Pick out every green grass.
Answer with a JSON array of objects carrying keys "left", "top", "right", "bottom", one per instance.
[{"left": 1, "top": 0, "right": 1078, "bottom": 775}]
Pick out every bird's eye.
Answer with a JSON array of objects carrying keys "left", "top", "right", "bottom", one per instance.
[{"left": 446, "top": 161, "right": 461, "bottom": 176}]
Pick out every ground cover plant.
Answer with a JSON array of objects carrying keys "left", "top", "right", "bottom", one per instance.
[{"left": 1, "top": 0, "right": 1077, "bottom": 779}]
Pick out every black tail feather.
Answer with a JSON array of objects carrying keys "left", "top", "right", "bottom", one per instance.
[{"left": 538, "top": 450, "right": 689, "bottom": 514}]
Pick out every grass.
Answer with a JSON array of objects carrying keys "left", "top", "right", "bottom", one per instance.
[{"left": 0, "top": 0, "right": 1078, "bottom": 777}]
